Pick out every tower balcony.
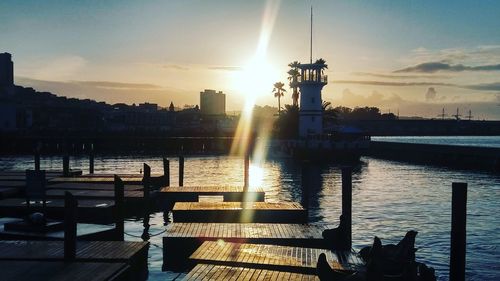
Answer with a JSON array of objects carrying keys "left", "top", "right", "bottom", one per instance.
[{"left": 297, "top": 73, "right": 328, "bottom": 84}]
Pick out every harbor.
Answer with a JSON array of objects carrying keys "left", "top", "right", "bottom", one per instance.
[{"left": 0, "top": 151, "right": 498, "bottom": 280}]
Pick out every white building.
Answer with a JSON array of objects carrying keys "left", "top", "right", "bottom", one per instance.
[{"left": 297, "top": 62, "right": 328, "bottom": 137}]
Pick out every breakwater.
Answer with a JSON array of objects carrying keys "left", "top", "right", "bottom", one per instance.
[{"left": 368, "top": 141, "right": 500, "bottom": 172}]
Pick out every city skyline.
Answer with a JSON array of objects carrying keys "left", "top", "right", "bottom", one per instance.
[{"left": 1, "top": 0, "right": 500, "bottom": 119}]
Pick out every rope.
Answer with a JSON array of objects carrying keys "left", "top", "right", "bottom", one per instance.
[{"left": 124, "top": 228, "right": 167, "bottom": 238}]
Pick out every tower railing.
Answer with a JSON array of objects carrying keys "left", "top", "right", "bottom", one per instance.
[{"left": 298, "top": 73, "right": 328, "bottom": 84}]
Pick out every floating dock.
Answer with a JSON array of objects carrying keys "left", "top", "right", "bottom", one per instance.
[
  {"left": 190, "top": 241, "right": 363, "bottom": 275},
  {"left": 159, "top": 186, "right": 265, "bottom": 203},
  {"left": 182, "top": 264, "right": 318, "bottom": 281},
  {"left": 163, "top": 223, "right": 329, "bottom": 269},
  {"left": 172, "top": 202, "right": 307, "bottom": 223}
]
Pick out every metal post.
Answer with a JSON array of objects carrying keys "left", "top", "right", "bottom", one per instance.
[
  {"left": 163, "top": 158, "right": 170, "bottom": 187},
  {"left": 179, "top": 156, "right": 184, "bottom": 187},
  {"left": 114, "top": 175, "right": 125, "bottom": 241},
  {"left": 450, "top": 182, "right": 467, "bottom": 281},
  {"left": 341, "top": 167, "right": 352, "bottom": 249},
  {"left": 64, "top": 192, "right": 77, "bottom": 260}
]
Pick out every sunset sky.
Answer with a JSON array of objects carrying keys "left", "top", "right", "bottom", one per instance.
[{"left": 1, "top": 0, "right": 500, "bottom": 119}]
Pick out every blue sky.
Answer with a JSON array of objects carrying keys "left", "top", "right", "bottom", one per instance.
[{"left": 1, "top": 0, "right": 500, "bottom": 118}]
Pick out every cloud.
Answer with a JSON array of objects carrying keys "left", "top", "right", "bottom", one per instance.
[
  {"left": 33, "top": 55, "right": 87, "bottom": 81},
  {"left": 332, "top": 79, "right": 500, "bottom": 92},
  {"left": 15, "top": 77, "right": 194, "bottom": 106},
  {"left": 463, "top": 82, "right": 500, "bottom": 91},
  {"left": 403, "top": 45, "right": 500, "bottom": 66},
  {"left": 71, "top": 81, "right": 162, "bottom": 90},
  {"left": 353, "top": 72, "right": 449, "bottom": 79},
  {"left": 394, "top": 62, "right": 500, "bottom": 73},
  {"left": 425, "top": 87, "right": 437, "bottom": 101},
  {"left": 207, "top": 66, "right": 243, "bottom": 71},
  {"left": 332, "top": 80, "right": 455, "bottom": 87},
  {"left": 163, "top": 64, "right": 189, "bottom": 71}
]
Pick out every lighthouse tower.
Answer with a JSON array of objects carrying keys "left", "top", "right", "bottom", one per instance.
[{"left": 298, "top": 61, "right": 327, "bottom": 137}]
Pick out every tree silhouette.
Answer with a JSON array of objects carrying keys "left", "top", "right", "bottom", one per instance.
[
  {"left": 272, "top": 82, "right": 287, "bottom": 115},
  {"left": 287, "top": 61, "right": 301, "bottom": 107},
  {"left": 274, "top": 104, "right": 299, "bottom": 138}
]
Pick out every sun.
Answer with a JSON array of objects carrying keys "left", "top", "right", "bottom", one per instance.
[{"left": 233, "top": 56, "right": 280, "bottom": 112}]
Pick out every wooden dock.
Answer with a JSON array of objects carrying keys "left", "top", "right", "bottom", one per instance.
[
  {"left": 190, "top": 241, "right": 364, "bottom": 275},
  {"left": 0, "top": 260, "right": 129, "bottom": 281},
  {"left": 159, "top": 186, "right": 265, "bottom": 202},
  {"left": 49, "top": 176, "right": 143, "bottom": 184},
  {"left": 182, "top": 264, "right": 318, "bottom": 281},
  {"left": 172, "top": 202, "right": 307, "bottom": 223},
  {"left": 163, "top": 223, "right": 329, "bottom": 269},
  {"left": 0, "top": 240, "right": 149, "bottom": 279},
  {"left": 48, "top": 182, "right": 143, "bottom": 191},
  {"left": 0, "top": 218, "right": 117, "bottom": 241},
  {"left": 0, "top": 198, "right": 115, "bottom": 223}
]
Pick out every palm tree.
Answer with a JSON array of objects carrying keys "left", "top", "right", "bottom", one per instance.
[
  {"left": 314, "top": 58, "right": 328, "bottom": 69},
  {"left": 274, "top": 104, "right": 299, "bottom": 138},
  {"left": 272, "top": 82, "right": 286, "bottom": 115},
  {"left": 287, "top": 61, "right": 301, "bottom": 107}
]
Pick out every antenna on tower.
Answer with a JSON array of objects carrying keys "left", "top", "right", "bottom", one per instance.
[{"left": 310, "top": 5, "right": 313, "bottom": 64}]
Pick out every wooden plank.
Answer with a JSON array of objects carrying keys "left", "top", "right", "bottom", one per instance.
[
  {"left": 159, "top": 186, "right": 265, "bottom": 202},
  {"left": 172, "top": 202, "right": 307, "bottom": 223},
  {"left": 0, "top": 260, "right": 128, "bottom": 281},
  {"left": 0, "top": 240, "right": 148, "bottom": 261},
  {"left": 183, "top": 264, "right": 318, "bottom": 281},
  {"left": 45, "top": 189, "right": 143, "bottom": 200}
]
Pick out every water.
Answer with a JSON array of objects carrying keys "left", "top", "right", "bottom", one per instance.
[
  {"left": 372, "top": 136, "right": 500, "bottom": 148},
  {"left": 1, "top": 155, "right": 499, "bottom": 280}
]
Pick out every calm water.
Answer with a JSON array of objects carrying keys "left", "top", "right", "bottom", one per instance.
[
  {"left": 1, "top": 155, "right": 499, "bottom": 281},
  {"left": 372, "top": 136, "right": 500, "bottom": 148}
]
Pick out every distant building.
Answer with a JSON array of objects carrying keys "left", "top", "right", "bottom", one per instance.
[
  {"left": 0, "top": 53, "right": 14, "bottom": 95},
  {"left": 200, "top": 89, "right": 225, "bottom": 115},
  {"left": 138, "top": 102, "right": 158, "bottom": 112}
]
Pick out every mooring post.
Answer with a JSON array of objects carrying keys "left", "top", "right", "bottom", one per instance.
[
  {"left": 179, "top": 155, "right": 184, "bottom": 187},
  {"left": 163, "top": 157, "right": 170, "bottom": 187},
  {"left": 341, "top": 167, "right": 353, "bottom": 249},
  {"left": 62, "top": 152, "right": 70, "bottom": 177},
  {"left": 244, "top": 151, "right": 250, "bottom": 191},
  {"left": 89, "top": 144, "right": 94, "bottom": 174},
  {"left": 64, "top": 191, "right": 78, "bottom": 260},
  {"left": 450, "top": 182, "right": 467, "bottom": 281},
  {"left": 34, "top": 150, "right": 40, "bottom": 171},
  {"left": 143, "top": 164, "right": 151, "bottom": 199},
  {"left": 114, "top": 175, "right": 125, "bottom": 241}
]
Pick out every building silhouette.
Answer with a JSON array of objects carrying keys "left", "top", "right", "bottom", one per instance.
[
  {"left": 200, "top": 89, "right": 225, "bottom": 116},
  {"left": 0, "top": 52, "right": 14, "bottom": 95}
]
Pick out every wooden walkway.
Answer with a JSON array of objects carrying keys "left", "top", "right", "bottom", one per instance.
[
  {"left": 160, "top": 186, "right": 265, "bottom": 202},
  {"left": 0, "top": 218, "right": 117, "bottom": 241},
  {"left": 172, "top": 202, "right": 307, "bottom": 223},
  {"left": 190, "top": 241, "right": 364, "bottom": 275},
  {"left": 183, "top": 264, "right": 318, "bottom": 281},
  {"left": 0, "top": 198, "right": 115, "bottom": 223},
  {"left": 0, "top": 260, "right": 129, "bottom": 281},
  {"left": 49, "top": 176, "right": 143, "bottom": 184},
  {"left": 45, "top": 189, "right": 143, "bottom": 200},
  {"left": 48, "top": 182, "right": 143, "bottom": 191},
  {"left": 163, "top": 223, "right": 329, "bottom": 268}
]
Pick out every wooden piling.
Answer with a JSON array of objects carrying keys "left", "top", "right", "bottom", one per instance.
[
  {"left": 63, "top": 154, "right": 70, "bottom": 177},
  {"left": 89, "top": 147, "right": 94, "bottom": 174},
  {"left": 179, "top": 156, "right": 184, "bottom": 187},
  {"left": 114, "top": 175, "right": 125, "bottom": 241},
  {"left": 450, "top": 182, "right": 467, "bottom": 281},
  {"left": 163, "top": 158, "right": 170, "bottom": 187},
  {"left": 341, "top": 167, "right": 352, "bottom": 249},
  {"left": 64, "top": 191, "right": 77, "bottom": 260},
  {"left": 34, "top": 152, "right": 40, "bottom": 171},
  {"left": 244, "top": 152, "right": 249, "bottom": 190},
  {"left": 142, "top": 163, "right": 151, "bottom": 199}
]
